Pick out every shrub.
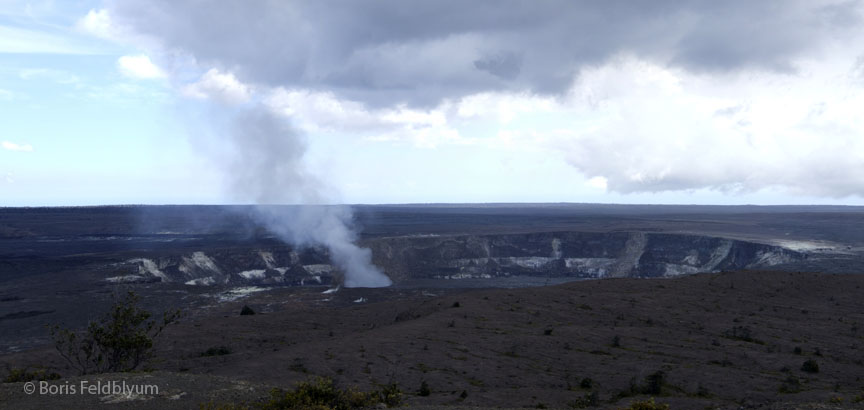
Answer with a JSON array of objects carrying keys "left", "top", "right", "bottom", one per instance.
[
  {"left": 201, "top": 346, "right": 232, "bottom": 357},
  {"left": 257, "top": 377, "right": 401, "bottom": 410},
  {"left": 372, "top": 382, "right": 402, "bottom": 407},
  {"left": 418, "top": 380, "right": 430, "bottom": 396},
  {"left": 50, "top": 291, "right": 180, "bottom": 375},
  {"left": 778, "top": 375, "right": 801, "bottom": 394},
  {"left": 724, "top": 326, "right": 762, "bottom": 343},
  {"left": 569, "top": 391, "right": 599, "bottom": 408},
  {"left": 801, "top": 359, "right": 819, "bottom": 373},
  {"left": 240, "top": 305, "right": 256, "bottom": 316},
  {"left": 2, "top": 367, "right": 61, "bottom": 383},
  {"left": 630, "top": 371, "right": 666, "bottom": 395},
  {"left": 619, "top": 398, "right": 670, "bottom": 410}
]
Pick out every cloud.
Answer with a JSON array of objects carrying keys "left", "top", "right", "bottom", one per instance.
[
  {"left": 268, "top": 52, "right": 864, "bottom": 197},
  {"left": 75, "top": 9, "right": 115, "bottom": 39},
  {"left": 117, "top": 55, "right": 165, "bottom": 79},
  {"left": 100, "top": 1, "right": 864, "bottom": 200},
  {"left": 2, "top": 141, "right": 34, "bottom": 152},
  {"left": 512, "top": 55, "right": 864, "bottom": 197},
  {"left": 181, "top": 68, "right": 250, "bottom": 104},
  {"left": 105, "top": 0, "right": 863, "bottom": 107},
  {"left": 264, "top": 88, "right": 465, "bottom": 148}
]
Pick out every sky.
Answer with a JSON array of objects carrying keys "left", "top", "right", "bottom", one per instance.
[{"left": 2, "top": 0, "right": 864, "bottom": 206}]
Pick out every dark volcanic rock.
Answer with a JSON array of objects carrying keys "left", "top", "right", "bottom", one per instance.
[{"left": 4, "top": 270, "right": 863, "bottom": 409}]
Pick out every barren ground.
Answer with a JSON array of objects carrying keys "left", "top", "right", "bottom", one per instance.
[{"left": 3, "top": 270, "right": 864, "bottom": 409}]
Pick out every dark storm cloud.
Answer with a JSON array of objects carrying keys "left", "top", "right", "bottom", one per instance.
[{"left": 108, "top": 0, "right": 862, "bottom": 106}]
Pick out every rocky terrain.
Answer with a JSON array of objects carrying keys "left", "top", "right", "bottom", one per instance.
[
  {"left": 3, "top": 204, "right": 864, "bottom": 408},
  {"left": 2, "top": 270, "right": 864, "bottom": 409}
]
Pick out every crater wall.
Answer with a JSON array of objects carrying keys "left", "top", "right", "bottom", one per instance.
[{"left": 108, "top": 231, "right": 804, "bottom": 286}]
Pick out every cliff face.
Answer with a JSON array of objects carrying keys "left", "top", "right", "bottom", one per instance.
[
  {"left": 365, "top": 231, "right": 802, "bottom": 282},
  {"left": 110, "top": 231, "right": 803, "bottom": 286}
]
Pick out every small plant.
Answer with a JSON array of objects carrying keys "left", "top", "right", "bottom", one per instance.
[
  {"left": 2, "top": 367, "right": 61, "bottom": 383},
  {"left": 778, "top": 375, "right": 801, "bottom": 393},
  {"left": 372, "top": 382, "right": 402, "bottom": 407},
  {"left": 569, "top": 391, "right": 599, "bottom": 408},
  {"left": 612, "top": 335, "right": 621, "bottom": 347},
  {"left": 801, "top": 359, "right": 819, "bottom": 373},
  {"left": 630, "top": 371, "right": 666, "bottom": 395},
  {"left": 619, "top": 397, "right": 670, "bottom": 410},
  {"left": 255, "top": 377, "right": 401, "bottom": 410},
  {"left": 417, "top": 380, "right": 430, "bottom": 396},
  {"left": 240, "top": 305, "right": 256, "bottom": 316},
  {"left": 201, "top": 346, "right": 232, "bottom": 357},
  {"left": 724, "top": 326, "right": 761, "bottom": 343},
  {"left": 50, "top": 291, "right": 180, "bottom": 375},
  {"left": 580, "top": 377, "right": 593, "bottom": 389}
]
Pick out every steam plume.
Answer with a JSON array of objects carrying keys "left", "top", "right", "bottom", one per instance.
[{"left": 226, "top": 107, "right": 391, "bottom": 288}]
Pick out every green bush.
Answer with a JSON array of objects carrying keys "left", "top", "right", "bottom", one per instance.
[
  {"left": 778, "top": 375, "right": 801, "bottom": 394},
  {"left": 619, "top": 398, "right": 670, "bottom": 410},
  {"left": 724, "top": 326, "right": 762, "bottom": 343},
  {"left": 801, "top": 359, "right": 819, "bottom": 373},
  {"left": 201, "top": 346, "right": 233, "bottom": 357},
  {"left": 628, "top": 371, "right": 665, "bottom": 396},
  {"left": 2, "top": 367, "right": 61, "bottom": 383},
  {"left": 199, "top": 377, "right": 402, "bottom": 410},
  {"left": 50, "top": 291, "right": 180, "bottom": 375},
  {"left": 418, "top": 380, "right": 430, "bottom": 396},
  {"left": 257, "top": 377, "right": 401, "bottom": 410},
  {"left": 569, "top": 391, "right": 599, "bottom": 408}
]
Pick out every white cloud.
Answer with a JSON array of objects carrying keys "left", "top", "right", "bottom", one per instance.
[
  {"left": 74, "top": 9, "right": 116, "bottom": 40},
  {"left": 75, "top": 8, "right": 159, "bottom": 51},
  {"left": 0, "top": 89, "right": 12, "bottom": 100},
  {"left": 117, "top": 55, "right": 165, "bottom": 79},
  {"left": 554, "top": 55, "right": 864, "bottom": 196},
  {"left": 586, "top": 176, "right": 608, "bottom": 190},
  {"left": 264, "top": 51, "right": 864, "bottom": 198},
  {"left": 2, "top": 141, "right": 34, "bottom": 152},
  {"left": 181, "top": 69, "right": 250, "bottom": 104},
  {"left": 265, "top": 88, "right": 468, "bottom": 148},
  {"left": 89, "top": 1, "right": 864, "bottom": 202}
]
